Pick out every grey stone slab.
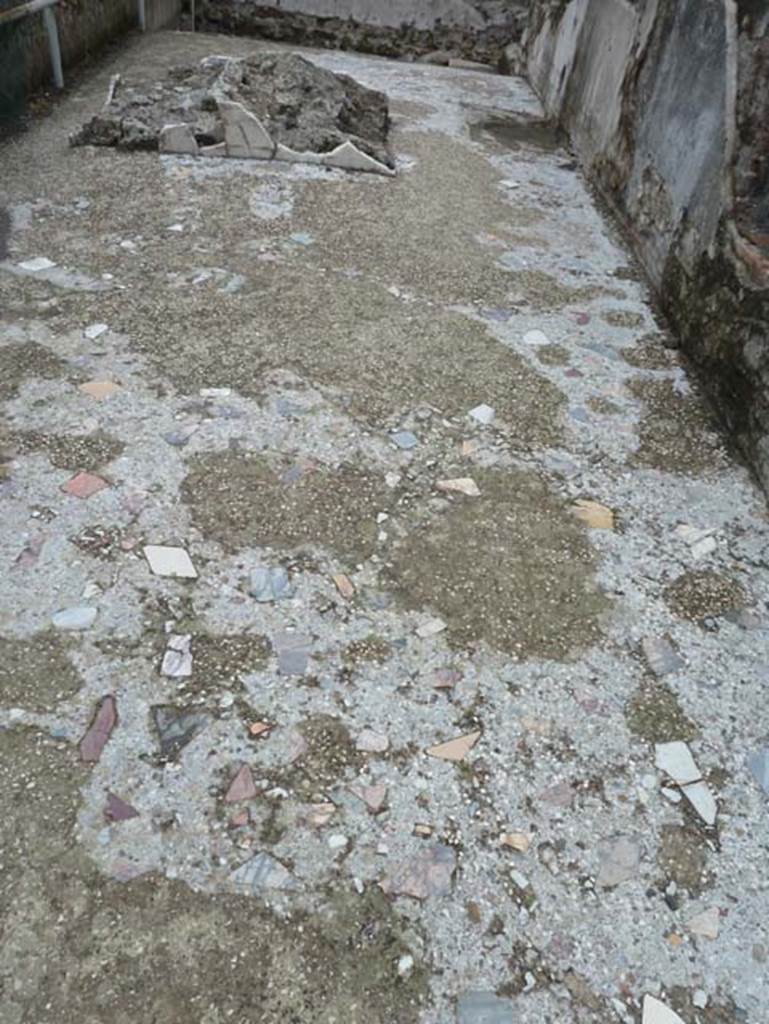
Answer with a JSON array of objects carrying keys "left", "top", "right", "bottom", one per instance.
[
  {"left": 272, "top": 631, "right": 312, "bottom": 675},
  {"left": 457, "top": 991, "right": 514, "bottom": 1024},
  {"left": 748, "top": 750, "right": 769, "bottom": 794},
  {"left": 597, "top": 835, "right": 641, "bottom": 888},
  {"left": 52, "top": 606, "right": 97, "bottom": 631},
  {"left": 249, "top": 567, "right": 293, "bottom": 603},
  {"left": 231, "top": 851, "right": 297, "bottom": 892},
  {"left": 391, "top": 430, "right": 419, "bottom": 450},
  {"left": 655, "top": 742, "right": 701, "bottom": 785},
  {"left": 641, "top": 636, "right": 685, "bottom": 677},
  {"left": 152, "top": 706, "right": 209, "bottom": 760}
]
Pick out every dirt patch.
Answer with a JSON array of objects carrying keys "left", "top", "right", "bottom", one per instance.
[
  {"left": 505, "top": 269, "right": 609, "bottom": 311},
  {"left": 71, "top": 524, "right": 123, "bottom": 559},
  {"left": 0, "top": 341, "right": 68, "bottom": 401},
  {"left": 343, "top": 635, "right": 393, "bottom": 666},
  {"left": 587, "top": 396, "right": 622, "bottom": 416},
  {"left": 0, "top": 633, "right": 83, "bottom": 710},
  {"left": 656, "top": 824, "right": 712, "bottom": 895},
  {"left": 625, "top": 682, "right": 699, "bottom": 743},
  {"left": 602, "top": 309, "right": 645, "bottom": 328},
  {"left": 0, "top": 727, "right": 427, "bottom": 1024},
  {"left": 181, "top": 452, "right": 387, "bottom": 562},
  {"left": 667, "top": 986, "right": 740, "bottom": 1024},
  {"left": 192, "top": 632, "right": 271, "bottom": 686},
  {"left": 664, "top": 570, "right": 746, "bottom": 622},
  {"left": 537, "top": 343, "right": 572, "bottom": 366},
  {"left": 8, "top": 430, "right": 124, "bottom": 471},
  {"left": 295, "top": 713, "right": 362, "bottom": 790},
  {"left": 386, "top": 468, "right": 610, "bottom": 659},
  {"left": 629, "top": 378, "right": 728, "bottom": 473},
  {"left": 621, "top": 334, "right": 676, "bottom": 370}
]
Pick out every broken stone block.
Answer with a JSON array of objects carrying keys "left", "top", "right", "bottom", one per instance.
[
  {"left": 220, "top": 100, "right": 275, "bottom": 159},
  {"left": 200, "top": 142, "right": 227, "bottom": 157},
  {"left": 274, "top": 142, "right": 321, "bottom": 164},
  {"left": 159, "top": 123, "right": 199, "bottom": 155},
  {"left": 320, "top": 140, "right": 395, "bottom": 176},
  {"left": 380, "top": 843, "right": 456, "bottom": 901}
]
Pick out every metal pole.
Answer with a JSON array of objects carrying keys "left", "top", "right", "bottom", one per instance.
[
  {"left": 191, "top": 0, "right": 196, "bottom": 32},
  {"left": 138, "top": 0, "right": 146, "bottom": 31},
  {"left": 42, "top": 6, "right": 63, "bottom": 91}
]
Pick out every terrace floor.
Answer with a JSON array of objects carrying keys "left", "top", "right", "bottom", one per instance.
[{"left": 0, "top": 29, "right": 767, "bottom": 1024}]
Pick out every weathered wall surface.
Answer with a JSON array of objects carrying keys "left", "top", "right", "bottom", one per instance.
[
  {"left": 0, "top": 0, "right": 181, "bottom": 118},
  {"left": 524, "top": 0, "right": 769, "bottom": 490},
  {"left": 198, "top": 0, "right": 529, "bottom": 65}
]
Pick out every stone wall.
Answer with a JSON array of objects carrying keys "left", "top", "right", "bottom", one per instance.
[
  {"left": 523, "top": 0, "right": 769, "bottom": 490},
  {"left": 197, "top": 0, "right": 530, "bottom": 66}
]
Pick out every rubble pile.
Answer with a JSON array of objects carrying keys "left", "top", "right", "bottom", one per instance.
[{"left": 70, "top": 52, "right": 395, "bottom": 175}]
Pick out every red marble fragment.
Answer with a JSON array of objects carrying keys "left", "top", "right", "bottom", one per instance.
[{"left": 80, "top": 695, "right": 117, "bottom": 762}]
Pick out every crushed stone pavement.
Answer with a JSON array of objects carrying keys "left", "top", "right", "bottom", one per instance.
[{"left": 0, "top": 29, "right": 768, "bottom": 1024}]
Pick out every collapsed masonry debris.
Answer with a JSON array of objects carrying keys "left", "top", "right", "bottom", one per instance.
[{"left": 70, "top": 52, "right": 394, "bottom": 176}]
